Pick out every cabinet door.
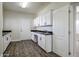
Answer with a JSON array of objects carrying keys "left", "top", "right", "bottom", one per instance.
[
  {"left": 40, "top": 14, "right": 45, "bottom": 26},
  {"left": 38, "top": 16, "right": 41, "bottom": 26},
  {"left": 38, "top": 34, "right": 42, "bottom": 47},
  {"left": 31, "top": 32, "right": 34, "bottom": 41},
  {"left": 31, "top": 32, "right": 36, "bottom": 42},
  {"left": 3, "top": 34, "right": 11, "bottom": 52},
  {"left": 41, "top": 35, "right": 46, "bottom": 50},
  {"left": 35, "top": 17, "right": 40, "bottom": 26},
  {"left": 3, "top": 36, "right": 8, "bottom": 51},
  {"left": 40, "top": 15, "right": 44, "bottom": 26},
  {"left": 35, "top": 18, "right": 38, "bottom": 26},
  {"left": 45, "top": 10, "right": 52, "bottom": 25},
  {"left": 33, "top": 18, "right": 36, "bottom": 26},
  {"left": 34, "top": 17, "right": 38, "bottom": 26},
  {"left": 45, "top": 35, "right": 52, "bottom": 52},
  {"left": 38, "top": 34, "right": 46, "bottom": 50},
  {"left": 8, "top": 33, "right": 11, "bottom": 43}
]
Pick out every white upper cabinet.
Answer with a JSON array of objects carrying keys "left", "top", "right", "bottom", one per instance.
[
  {"left": 33, "top": 18, "right": 36, "bottom": 26},
  {"left": 38, "top": 15, "right": 41, "bottom": 26},
  {"left": 36, "top": 17, "right": 39, "bottom": 26},
  {"left": 33, "top": 10, "right": 52, "bottom": 27},
  {"left": 33, "top": 16, "right": 40, "bottom": 26},
  {"left": 40, "top": 13, "right": 46, "bottom": 26},
  {"left": 45, "top": 10, "right": 52, "bottom": 25}
]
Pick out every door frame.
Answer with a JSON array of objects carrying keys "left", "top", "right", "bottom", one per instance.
[{"left": 71, "top": 2, "right": 79, "bottom": 56}]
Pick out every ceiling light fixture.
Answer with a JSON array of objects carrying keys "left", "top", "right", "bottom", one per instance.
[{"left": 20, "top": 2, "right": 28, "bottom": 8}]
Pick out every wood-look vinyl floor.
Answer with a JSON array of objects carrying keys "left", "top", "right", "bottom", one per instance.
[{"left": 3, "top": 40, "right": 59, "bottom": 57}]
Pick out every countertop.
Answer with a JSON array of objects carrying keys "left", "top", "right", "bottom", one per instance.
[
  {"left": 2, "top": 30, "right": 12, "bottom": 36},
  {"left": 31, "top": 30, "right": 53, "bottom": 35}
]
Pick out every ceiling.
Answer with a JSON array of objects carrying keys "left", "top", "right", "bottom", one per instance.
[{"left": 3, "top": 2, "right": 50, "bottom": 14}]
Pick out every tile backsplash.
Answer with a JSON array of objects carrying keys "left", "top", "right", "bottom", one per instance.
[{"left": 36, "top": 26, "right": 52, "bottom": 31}]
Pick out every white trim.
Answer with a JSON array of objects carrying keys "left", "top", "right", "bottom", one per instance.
[
  {"left": 71, "top": 2, "right": 79, "bottom": 57},
  {"left": 11, "top": 39, "right": 31, "bottom": 42}
]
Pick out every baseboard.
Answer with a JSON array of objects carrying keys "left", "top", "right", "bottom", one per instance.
[
  {"left": 11, "top": 40, "right": 21, "bottom": 42},
  {"left": 11, "top": 39, "right": 31, "bottom": 42}
]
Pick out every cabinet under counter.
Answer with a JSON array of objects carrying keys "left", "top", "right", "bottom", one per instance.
[
  {"left": 31, "top": 31, "right": 53, "bottom": 53},
  {"left": 3, "top": 31, "right": 12, "bottom": 52}
]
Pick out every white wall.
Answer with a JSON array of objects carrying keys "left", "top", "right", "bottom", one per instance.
[
  {"left": 3, "top": 10, "right": 35, "bottom": 41},
  {"left": 0, "top": 3, "right": 3, "bottom": 56}
]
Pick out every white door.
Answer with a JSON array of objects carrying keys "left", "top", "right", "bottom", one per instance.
[
  {"left": 70, "top": 3, "right": 79, "bottom": 57},
  {"left": 20, "top": 19, "right": 31, "bottom": 40},
  {"left": 53, "top": 5, "right": 70, "bottom": 56},
  {"left": 74, "top": 5, "right": 79, "bottom": 57},
  {"left": 11, "top": 19, "right": 21, "bottom": 41}
]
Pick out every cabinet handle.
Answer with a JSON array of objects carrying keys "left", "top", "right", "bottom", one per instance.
[
  {"left": 40, "top": 37, "right": 42, "bottom": 40},
  {"left": 10, "top": 35, "right": 11, "bottom": 37},
  {"left": 7, "top": 37, "right": 8, "bottom": 40}
]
